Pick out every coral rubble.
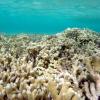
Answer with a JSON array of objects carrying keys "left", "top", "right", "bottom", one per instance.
[{"left": 0, "top": 28, "right": 100, "bottom": 100}]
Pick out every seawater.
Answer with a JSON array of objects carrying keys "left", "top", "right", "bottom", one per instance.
[{"left": 0, "top": 0, "right": 100, "bottom": 35}]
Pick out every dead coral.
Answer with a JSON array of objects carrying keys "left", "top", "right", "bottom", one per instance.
[
  {"left": 0, "top": 28, "right": 100, "bottom": 100},
  {"left": 84, "top": 53, "right": 100, "bottom": 72}
]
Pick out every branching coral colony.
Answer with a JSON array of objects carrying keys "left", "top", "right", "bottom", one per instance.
[{"left": 0, "top": 28, "right": 100, "bottom": 100}]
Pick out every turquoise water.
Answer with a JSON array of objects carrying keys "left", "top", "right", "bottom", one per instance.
[{"left": 0, "top": 0, "right": 100, "bottom": 35}]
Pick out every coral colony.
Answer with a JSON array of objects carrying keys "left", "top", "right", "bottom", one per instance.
[{"left": 0, "top": 28, "right": 100, "bottom": 100}]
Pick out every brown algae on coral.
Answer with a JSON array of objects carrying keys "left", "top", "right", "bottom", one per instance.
[{"left": 0, "top": 28, "right": 100, "bottom": 100}]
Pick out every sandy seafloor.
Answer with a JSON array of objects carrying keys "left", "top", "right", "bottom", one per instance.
[{"left": 0, "top": 28, "right": 100, "bottom": 100}]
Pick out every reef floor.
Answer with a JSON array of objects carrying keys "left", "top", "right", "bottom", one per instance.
[{"left": 0, "top": 28, "right": 100, "bottom": 100}]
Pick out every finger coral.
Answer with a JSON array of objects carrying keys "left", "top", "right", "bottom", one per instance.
[{"left": 0, "top": 28, "right": 100, "bottom": 100}]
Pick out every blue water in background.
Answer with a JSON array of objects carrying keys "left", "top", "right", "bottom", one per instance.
[{"left": 0, "top": 0, "right": 100, "bottom": 35}]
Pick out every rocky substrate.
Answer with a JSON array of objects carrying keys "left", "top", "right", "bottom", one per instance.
[{"left": 0, "top": 28, "right": 100, "bottom": 100}]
